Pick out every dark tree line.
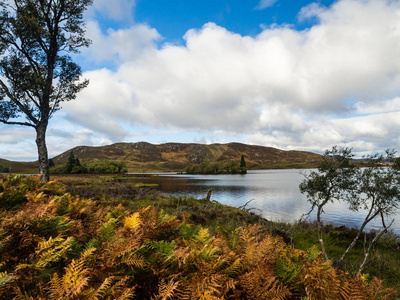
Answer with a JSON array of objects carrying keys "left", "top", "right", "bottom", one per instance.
[
  {"left": 51, "top": 151, "right": 127, "bottom": 174},
  {"left": 186, "top": 155, "right": 247, "bottom": 174}
]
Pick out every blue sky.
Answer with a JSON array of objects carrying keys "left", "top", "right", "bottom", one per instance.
[
  {"left": 2, "top": 0, "right": 400, "bottom": 161},
  {"left": 133, "top": 0, "right": 332, "bottom": 39}
]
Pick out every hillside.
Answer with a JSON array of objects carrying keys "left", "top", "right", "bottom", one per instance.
[
  {"left": 0, "top": 158, "right": 38, "bottom": 174},
  {"left": 51, "top": 142, "right": 321, "bottom": 172}
]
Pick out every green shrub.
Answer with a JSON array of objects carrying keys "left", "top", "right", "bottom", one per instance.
[
  {"left": 84, "top": 159, "right": 127, "bottom": 174},
  {"left": 0, "top": 164, "right": 10, "bottom": 173},
  {"left": 51, "top": 159, "right": 126, "bottom": 174}
]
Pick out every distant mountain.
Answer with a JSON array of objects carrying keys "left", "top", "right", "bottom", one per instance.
[{"left": 51, "top": 142, "right": 322, "bottom": 172}]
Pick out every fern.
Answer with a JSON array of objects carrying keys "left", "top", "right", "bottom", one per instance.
[
  {"left": 240, "top": 264, "right": 291, "bottom": 300},
  {"left": 12, "top": 287, "right": 37, "bottom": 300},
  {"left": 157, "top": 209, "right": 177, "bottom": 226},
  {"left": 25, "top": 191, "right": 46, "bottom": 203},
  {"left": 2, "top": 176, "right": 398, "bottom": 300},
  {"left": 48, "top": 248, "right": 96, "bottom": 299},
  {"left": 365, "top": 276, "right": 399, "bottom": 300},
  {"left": 152, "top": 278, "right": 179, "bottom": 300},
  {"left": 179, "top": 223, "right": 201, "bottom": 240},
  {"left": 108, "top": 276, "right": 136, "bottom": 300},
  {"left": 181, "top": 274, "right": 225, "bottom": 300},
  {"left": 98, "top": 218, "right": 117, "bottom": 242},
  {"left": 124, "top": 212, "right": 141, "bottom": 230},
  {"left": 28, "top": 216, "right": 74, "bottom": 236},
  {"left": 222, "top": 257, "right": 243, "bottom": 276},
  {"left": 85, "top": 238, "right": 99, "bottom": 250},
  {"left": 0, "top": 231, "right": 12, "bottom": 253},
  {"left": 306, "top": 245, "right": 321, "bottom": 261},
  {"left": 122, "top": 253, "right": 146, "bottom": 269},
  {"left": 61, "top": 257, "right": 90, "bottom": 296},
  {"left": 0, "top": 271, "right": 16, "bottom": 291},
  {"left": 194, "top": 228, "right": 211, "bottom": 244},
  {"left": 36, "top": 236, "right": 75, "bottom": 269},
  {"left": 219, "top": 227, "right": 242, "bottom": 250},
  {"left": 89, "top": 276, "right": 115, "bottom": 299},
  {"left": 17, "top": 235, "right": 75, "bottom": 271},
  {"left": 275, "top": 255, "right": 303, "bottom": 285},
  {"left": 148, "top": 240, "right": 177, "bottom": 264}
]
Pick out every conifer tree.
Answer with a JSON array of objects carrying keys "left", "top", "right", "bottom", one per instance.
[{"left": 240, "top": 154, "right": 247, "bottom": 174}]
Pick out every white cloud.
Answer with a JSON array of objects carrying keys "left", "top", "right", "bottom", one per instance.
[
  {"left": 62, "top": 68, "right": 135, "bottom": 140},
  {"left": 86, "top": 0, "right": 136, "bottom": 22},
  {"left": 0, "top": 125, "right": 37, "bottom": 160},
  {"left": 298, "top": 3, "right": 327, "bottom": 22},
  {"left": 62, "top": 0, "right": 400, "bottom": 157},
  {"left": 4, "top": 0, "right": 400, "bottom": 161},
  {"left": 352, "top": 97, "right": 400, "bottom": 116},
  {"left": 0, "top": 126, "right": 35, "bottom": 144},
  {"left": 255, "top": 0, "right": 279, "bottom": 10},
  {"left": 82, "top": 21, "right": 161, "bottom": 66}
]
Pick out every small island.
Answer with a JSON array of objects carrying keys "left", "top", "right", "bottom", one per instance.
[{"left": 185, "top": 154, "right": 248, "bottom": 174}]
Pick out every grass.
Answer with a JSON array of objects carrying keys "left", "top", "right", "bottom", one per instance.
[
  {"left": 133, "top": 182, "right": 159, "bottom": 188},
  {"left": 53, "top": 174, "right": 400, "bottom": 290}
]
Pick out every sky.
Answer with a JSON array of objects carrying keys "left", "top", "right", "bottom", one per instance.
[{"left": 2, "top": 0, "right": 400, "bottom": 161}]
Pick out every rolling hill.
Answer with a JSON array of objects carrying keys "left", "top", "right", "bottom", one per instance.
[
  {"left": 51, "top": 142, "right": 321, "bottom": 172},
  {"left": 0, "top": 158, "right": 38, "bottom": 174},
  {"left": 1, "top": 142, "right": 322, "bottom": 174}
]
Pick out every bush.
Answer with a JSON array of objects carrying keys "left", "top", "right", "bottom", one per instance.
[
  {"left": 0, "top": 164, "right": 10, "bottom": 173},
  {"left": 84, "top": 159, "right": 127, "bottom": 174},
  {"left": 51, "top": 158, "right": 127, "bottom": 174},
  {"left": 185, "top": 159, "right": 247, "bottom": 174}
]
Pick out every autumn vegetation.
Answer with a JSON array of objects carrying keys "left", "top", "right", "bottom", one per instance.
[{"left": 0, "top": 174, "right": 399, "bottom": 299}]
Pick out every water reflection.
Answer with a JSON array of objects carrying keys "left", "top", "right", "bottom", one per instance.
[{"left": 123, "top": 169, "right": 400, "bottom": 234}]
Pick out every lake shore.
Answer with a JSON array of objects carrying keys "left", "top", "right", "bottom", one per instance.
[{"left": 48, "top": 173, "right": 400, "bottom": 290}]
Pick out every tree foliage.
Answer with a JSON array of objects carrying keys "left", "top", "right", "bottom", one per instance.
[
  {"left": 240, "top": 154, "right": 247, "bottom": 169},
  {"left": 300, "top": 147, "right": 400, "bottom": 269},
  {"left": 51, "top": 152, "right": 127, "bottom": 174},
  {"left": 186, "top": 159, "right": 247, "bottom": 174},
  {"left": 0, "top": 164, "right": 10, "bottom": 173},
  {"left": 0, "top": 0, "right": 92, "bottom": 182}
]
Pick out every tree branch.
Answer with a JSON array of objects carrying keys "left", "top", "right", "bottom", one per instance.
[
  {"left": 0, "top": 79, "right": 38, "bottom": 124},
  {"left": 358, "top": 219, "right": 394, "bottom": 273},
  {"left": 25, "top": 90, "right": 41, "bottom": 108},
  {"left": 0, "top": 118, "right": 35, "bottom": 127}
]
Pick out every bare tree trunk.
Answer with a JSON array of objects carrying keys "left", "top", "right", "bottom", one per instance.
[
  {"left": 317, "top": 205, "right": 329, "bottom": 261},
  {"left": 339, "top": 209, "right": 379, "bottom": 263},
  {"left": 358, "top": 219, "right": 394, "bottom": 273},
  {"left": 36, "top": 121, "right": 49, "bottom": 182}
]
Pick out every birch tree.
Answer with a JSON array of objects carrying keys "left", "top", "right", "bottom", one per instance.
[{"left": 0, "top": 0, "right": 92, "bottom": 181}]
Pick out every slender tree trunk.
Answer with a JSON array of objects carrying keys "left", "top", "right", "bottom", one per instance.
[
  {"left": 358, "top": 219, "right": 394, "bottom": 273},
  {"left": 339, "top": 209, "right": 379, "bottom": 263},
  {"left": 317, "top": 205, "right": 329, "bottom": 261},
  {"left": 35, "top": 120, "right": 49, "bottom": 182}
]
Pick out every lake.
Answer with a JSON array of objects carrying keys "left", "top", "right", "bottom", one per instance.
[{"left": 124, "top": 169, "right": 400, "bottom": 235}]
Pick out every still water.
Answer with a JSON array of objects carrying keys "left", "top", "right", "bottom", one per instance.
[{"left": 125, "top": 169, "right": 400, "bottom": 235}]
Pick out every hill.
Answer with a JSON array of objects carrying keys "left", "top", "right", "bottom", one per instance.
[
  {"left": 51, "top": 142, "right": 321, "bottom": 172},
  {"left": 0, "top": 158, "right": 38, "bottom": 174}
]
